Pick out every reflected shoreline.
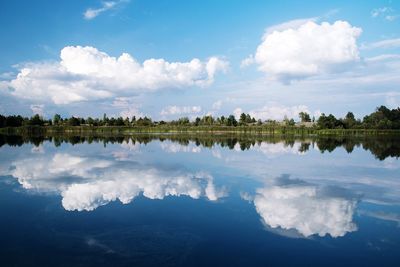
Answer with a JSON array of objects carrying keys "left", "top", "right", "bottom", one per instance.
[{"left": 1, "top": 133, "right": 400, "bottom": 160}]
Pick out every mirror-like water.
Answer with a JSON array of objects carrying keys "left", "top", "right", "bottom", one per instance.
[{"left": 1, "top": 135, "right": 399, "bottom": 267}]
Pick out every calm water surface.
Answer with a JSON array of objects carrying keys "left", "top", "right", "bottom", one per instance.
[{"left": 1, "top": 135, "right": 399, "bottom": 267}]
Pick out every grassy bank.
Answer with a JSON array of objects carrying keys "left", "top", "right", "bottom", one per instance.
[{"left": 1, "top": 125, "right": 400, "bottom": 136}]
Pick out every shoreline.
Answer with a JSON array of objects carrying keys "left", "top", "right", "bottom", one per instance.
[{"left": 1, "top": 125, "right": 400, "bottom": 136}]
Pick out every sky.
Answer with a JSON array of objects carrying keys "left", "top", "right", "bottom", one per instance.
[{"left": 0, "top": 0, "right": 400, "bottom": 121}]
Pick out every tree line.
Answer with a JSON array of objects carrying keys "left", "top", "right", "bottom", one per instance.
[{"left": 0, "top": 105, "right": 399, "bottom": 129}]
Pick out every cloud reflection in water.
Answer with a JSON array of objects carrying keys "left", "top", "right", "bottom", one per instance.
[
  {"left": 8, "top": 153, "right": 226, "bottom": 211},
  {"left": 253, "top": 175, "right": 358, "bottom": 238}
]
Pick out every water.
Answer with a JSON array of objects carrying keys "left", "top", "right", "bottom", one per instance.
[{"left": 1, "top": 135, "right": 399, "bottom": 267}]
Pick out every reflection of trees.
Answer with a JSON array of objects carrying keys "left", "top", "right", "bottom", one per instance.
[
  {"left": 299, "top": 142, "right": 311, "bottom": 153},
  {"left": 316, "top": 137, "right": 359, "bottom": 153},
  {"left": 362, "top": 137, "right": 400, "bottom": 160},
  {"left": 1, "top": 134, "right": 399, "bottom": 160},
  {"left": 315, "top": 136, "right": 400, "bottom": 160},
  {"left": 0, "top": 134, "right": 52, "bottom": 147}
]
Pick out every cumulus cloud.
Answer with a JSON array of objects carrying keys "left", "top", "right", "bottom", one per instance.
[
  {"left": 84, "top": 1, "right": 127, "bottom": 20},
  {"left": 30, "top": 104, "right": 44, "bottom": 116},
  {"left": 234, "top": 104, "right": 318, "bottom": 121},
  {"left": 253, "top": 176, "right": 358, "bottom": 237},
  {"left": 7, "top": 152, "right": 225, "bottom": 211},
  {"left": 112, "top": 97, "right": 144, "bottom": 118},
  {"left": 212, "top": 100, "right": 222, "bottom": 110},
  {"left": 385, "top": 93, "right": 400, "bottom": 109},
  {"left": 11, "top": 153, "right": 112, "bottom": 191},
  {"left": 265, "top": 17, "right": 318, "bottom": 34},
  {"left": 120, "top": 107, "right": 143, "bottom": 119},
  {"left": 240, "top": 56, "right": 255, "bottom": 68},
  {"left": 6, "top": 46, "right": 228, "bottom": 104},
  {"left": 255, "top": 142, "right": 305, "bottom": 157},
  {"left": 160, "top": 105, "right": 202, "bottom": 116},
  {"left": 31, "top": 144, "right": 45, "bottom": 154},
  {"left": 160, "top": 141, "right": 201, "bottom": 153},
  {"left": 245, "top": 20, "right": 362, "bottom": 82},
  {"left": 61, "top": 169, "right": 224, "bottom": 211}
]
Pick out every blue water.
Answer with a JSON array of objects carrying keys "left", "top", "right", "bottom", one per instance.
[{"left": 0, "top": 136, "right": 399, "bottom": 266}]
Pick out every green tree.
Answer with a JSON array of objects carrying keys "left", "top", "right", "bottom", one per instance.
[
  {"left": 226, "top": 115, "right": 237, "bottom": 126},
  {"left": 299, "top": 112, "right": 311, "bottom": 122},
  {"left": 87, "top": 117, "right": 94, "bottom": 125},
  {"left": 53, "top": 114, "right": 61, "bottom": 125},
  {"left": 194, "top": 117, "right": 201, "bottom": 126},
  {"left": 178, "top": 117, "right": 190, "bottom": 125},
  {"left": 30, "top": 114, "right": 45, "bottom": 126},
  {"left": 343, "top": 112, "right": 357, "bottom": 129},
  {"left": 68, "top": 116, "right": 80, "bottom": 126},
  {"left": 239, "top": 113, "right": 247, "bottom": 125}
]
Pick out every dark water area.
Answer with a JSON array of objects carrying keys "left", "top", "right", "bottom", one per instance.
[{"left": 1, "top": 134, "right": 399, "bottom": 266}]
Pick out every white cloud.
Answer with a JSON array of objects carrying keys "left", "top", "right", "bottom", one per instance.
[
  {"left": 160, "top": 105, "right": 202, "bottom": 116},
  {"left": 120, "top": 107, "right": 143, "bottom": 119},
  {"left": 360, "top": 210, "right": 400, "bottom": 226},
  {"left": 385, "top": 92, "right": 400, "bottom": 108},
  {"left": 234, "top": 104, "right": 314, "bottom": 121},
  {"left": 211, "top": 149, "right": 222, "bottom": 159},
  {"left": 371, "top": 7, "right": 391, "bottom": 17},
  {"left": 120, "top": 139, "right": 141, "bottom": 152},
  {"left": 6, "top": 46, "right": 228, "bottom": 104},
  {"left": 160, "top": 141, "right": 201, "bottom": 153},
  {"left": 10, "top": 153, "right": 112, "bottom": 191},
  {"left": 248, "top": 20, "right": 362, "bottom": 82},
  {"left": 6, "top": 152, "right": 225, "bottom": 211},
  {"left": 265, "top": 17, "right": 318, "bottom": 34},
  {"left": 31, "top": 144, "right": 45, "bottom": 154},
  {"left": 84, "top": 1, "right": 125, "bottom": 20},
  {"left": 0, "top": 71, "right": 15, "bottom": 80},
  {"left": 112, "top": 97, "right": 144, "bottom": 118},
  {"left": 61, "top": 169, "right": 223, "bottom": 211},
  {"left": 30, "top": 104, "right": 44, "bottom": 116},
  {"left": 365, "top": 54, "right": 400, "bottom": 62},
  {"left": 362, "top": 38, "right": 400, "bottom": 50},
  {"left": 371, "top": 7, "right": 398, "bottom": 21},
  {"left": 232, "top": 107, "right": 243, "bottom": 119},
  {"left": 212, "top": 100, "right": 222, "bottom": 110},
  {"left": 255, "top": 142, "right": 304, "bottom": 157},
  {"left": 240, "top": 55, "right": 254, "bottom": 68},
  {"left": 206, "top": 100, "right": 224, "bottom": 117},
  {"left": 385, "top": 15, "right": 399, "bottom": 21},
  {"left": 253, "top": 177, "right": 358, "bottom": 237}
]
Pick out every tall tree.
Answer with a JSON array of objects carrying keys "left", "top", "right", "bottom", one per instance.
[{"left": 299, "top": 112, "right": 311, "bottom": 122}]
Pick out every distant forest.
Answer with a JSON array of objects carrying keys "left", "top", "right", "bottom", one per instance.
[{"left": 1, "top": 105, "right": 400, "bottom": 130}]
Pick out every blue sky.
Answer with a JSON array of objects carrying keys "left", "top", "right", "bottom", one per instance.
[{"left": 0, "top": 0, "right": 400, "bottom": 120}]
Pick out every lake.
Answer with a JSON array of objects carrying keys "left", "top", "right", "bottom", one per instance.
[{"left": 1, "top": 134, "right": 400, "bottom": 267}]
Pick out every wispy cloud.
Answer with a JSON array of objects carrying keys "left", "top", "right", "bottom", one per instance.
[
  {"left": 83, "top": 1, "right": 127, "bottom": 20},
  {"left": 361, "top": 38, "right": 400, "bottom": 50},
  {"left": 371, "top": 6, "right": 399, "bottom": 21},
  {"left": 233, "top": 104, "right": 319, "bottom": 121},
  {"left": 160, "top": 105, "right": 202, "bottom": 116}
]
